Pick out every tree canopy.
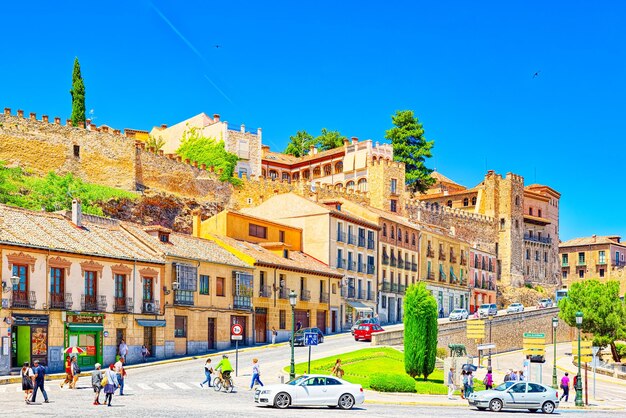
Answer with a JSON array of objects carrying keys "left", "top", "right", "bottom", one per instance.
[
  {"left": 284, "top": 128, "right": 347, "bottom": 156},
  {"left": 403, "top": 282, "right": 438, "bottom": 379},
  {"left": 177, "top": 127, "right": 240, "bottom": 184},
  {"left": 316, "top": 128, "right": 346, "bottom": 151},
  {"left": 559, "top": 280, "right": 626, "bottom": 361},
  {"left": 385, "top": 110, "right": 435, "bottom": 194},
  {"left": 70, "top": 58, "right": 86, "bottom": 128}
]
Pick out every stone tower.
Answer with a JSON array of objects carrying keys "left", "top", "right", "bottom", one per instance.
[{"left": 367, "top": 157, "right": 406, "bottom": 215}]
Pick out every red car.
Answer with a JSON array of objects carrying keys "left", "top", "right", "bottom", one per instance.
[{"left": 353, "top": 323, "right": 385, "bottom": 341}]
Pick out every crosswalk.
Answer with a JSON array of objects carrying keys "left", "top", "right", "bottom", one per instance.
[{"left": 0, "top": 380, "right": 230, "bottom": 394}]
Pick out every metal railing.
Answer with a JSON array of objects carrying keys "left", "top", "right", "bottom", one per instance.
[
  {"left": 577, "top": 260, "right": 586, "bottom": 266},
  {"left": 346, "top": 288, "right": 356, "bottom": 299},
  {"left": 450, "top": 254, "right": 457, "bottom": 263},
  {"left": 382, "top": 254, "right": 390, "bottom": 265},
  {"left": 337, "top": 231, "right": 346, "bottom": 242},
  {"left": 439, "top": 271, "right": 447, "bottom": 282},
  {"left": 259, "top": 285, "right": 272, "bottom": 298},
  {"left": 49, "top": 292, "right": 72, "bottom": 310},
  {"left": 427, "top": 248, "right": 435, "bottom": 258},
  {"left": 523, "top": 233, "right": 552, "bottom": 244},
  {"left": 279, "top": 288, "right": 290, "bottom": 299},
  {"left": 367, "top": 264, "right": 376, "bottom": 275},
  {"left": 438, "top": 251, "right": 446, "bottom": 261},
  {"left": 114, "top": 297, "right": 133, "bottom": 313},
  {"left": 12, "top": 290, "right": 36, "bottom": 309},
  {"left": 336, "top": 259, "right": 346, "bottom": 269},
  {"left": 460, "top": 255, "right": 467, "bottom": 265},
  {"left": 367, "top": 239, "right": 375, "bottom": 250},
  {"left": 390, "top": 257, "right": 397, "bottom": 267},
  {"left": 300, "top": 289, "right": 311, "bottom": 301},
  {"left": 391, "top": 283, "right": 399, "bottom": 293},
  {"left": 614, "top": 260, "right": 626, "bottom": 267},
  {"left": 320, "top": 293, "right": 329, "bottom": 303},
  {"left": 358, "top": 237, "right": 366, "bottom": 247},
  {"left": 411, "top": 262, "right": 417, "bottom": 272},
  {"left": 358, "top": 263, "right": 365, "bottom": 273},
  {"left": 347, "top": 261, "right": 356, "bottom": 271},
  {"left": 381, "top": 281, "right": 391, "bottom": 292},
  {"left": 82, "top": 294, "right": 106, "bottom": 312},
  {"left": 348, "top": 234, "right": 356, "bottom": 245}
]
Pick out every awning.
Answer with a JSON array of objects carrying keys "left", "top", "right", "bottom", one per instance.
[
  {"left": 136, "top": 319, "right": 166, "bottom": 327},
  {"left": 346, "top": 300, "right": 375, "bottom": 312},
  {"left": 67, "top": 324, "right": 104, "bottom": 332}
]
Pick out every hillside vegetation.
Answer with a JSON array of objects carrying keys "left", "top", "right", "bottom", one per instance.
[{"left": 0, "top": 162, "right": 137, "bottom": 215}]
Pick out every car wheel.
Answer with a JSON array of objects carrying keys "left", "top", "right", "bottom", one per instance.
[
  {"left": 354, "top": 337, "right": 359, "bottom": 341},
  {"left": 541, "top": 401, "right": 555, "bottom": 414},
  {"left": 338, "top": 393, "right": 355, "bottom": 410},
  {"left": 489, "top": 398, "right": 503, "bottom": 412},
  {"left": 274, "top": 392, "right": 291, "bottom": 409},
  {"left": 528, "top": 409, "right": 538, "bottom": 413}
]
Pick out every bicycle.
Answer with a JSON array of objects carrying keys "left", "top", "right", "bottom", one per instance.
[{"left": 213, "top": 372, "right": 234, "bottom": 393}]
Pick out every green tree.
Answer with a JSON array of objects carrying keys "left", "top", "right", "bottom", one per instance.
[
  {"left": 177, "top": 127, "right": 240, "bottom": 184},
  {"left": 315, "top": 128, "right": 346, "bottom": 151},
  {"left": 146, "top": 135, "right": 166, "bottom": 152},
  {"left": 403, "top": 282, "right": 438, "bottom": 379},
  {"left": 385, "top": 110, "right": 435, "bottom": 194},
  {"left": 70, "top": 58, "right": 86, "bottom": 128},
  {"left": 284, "top": 130, "right": 315, "bottom": 157},
  {"left": 559, "top": 280, "right": 626, "bottom": 362}
]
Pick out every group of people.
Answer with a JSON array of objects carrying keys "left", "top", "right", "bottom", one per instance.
[
  {"left": 559, "top": 372, "right": 578, "bottom": 402},
  {"left": 90, "top": 350, "right": 128, "bottom": 406},
  {"left": 20, "top": 360, "right": 49, "bottom": 404},
  {"left": 200, "top": 354, "right": 239, "bottom": 389},
  {"left": 447, "top": 367, "right": 494, "bottom": 400},
  {"left": 503, "top": 368, "right": 526, "bottom": 382}
]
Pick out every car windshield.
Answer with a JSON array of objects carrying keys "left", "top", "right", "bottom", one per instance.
[
  {"left": 451, "top": 309, "right": 464, "bottom": 314},
  {"left": 287, "top": 376, "right": 308, "bottom": 386},
  {"left": 357, "top": 325, "right": 368, "bottom": 330},
  {"left": 494, "top": 382, "right": 515, "bottom": 391},
  {"left": 479, "top": 304, "right": 490, "bottom": 309}
]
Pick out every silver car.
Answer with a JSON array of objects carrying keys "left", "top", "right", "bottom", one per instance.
[
  {"left": 478, "top": 303, "right": 498, "bottom": 318},
  {"left": 449, "top": 308, "right": 469, "bottom": 321},
  {"left": 506, "top": 303, "right": 524, "bottom": 313},
  {"left": 467, "top": 381, "right": 560, "bottom": 414}
]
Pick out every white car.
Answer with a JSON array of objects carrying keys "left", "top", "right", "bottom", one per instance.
[
  {"left": 254, "top": 374, "right": 365, "bottom": 410},
  {"left": 506, "top": 303, "right": 524, "bottom": 313},
  {"left": 449, "top": 308, "right": 469, "bottom": 321}
]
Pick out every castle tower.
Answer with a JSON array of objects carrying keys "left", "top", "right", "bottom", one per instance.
[{"left": 367, "top": 157, "right": 406, "bottom": 215}]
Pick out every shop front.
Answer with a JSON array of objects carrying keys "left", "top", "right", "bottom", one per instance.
[
  {"left": 10, "top": 314, "right": 49, "bottom": 368},
  {"left": 64, "top": 313, "right": 104, "bottom": 370}
]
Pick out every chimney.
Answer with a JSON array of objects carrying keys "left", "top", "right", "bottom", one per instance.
[
  {"left": 213, "top": 114, "right": 220, "bottom": 122},
  {"left": 191, "top": 209, "right": 202, "bottom": 237},
  {"left": 3, "top": 108, "right": 10, "bottom": 116},
  {"left": 72, "top": 199, "right": 82, "bottom": 227},
  {"left": 161, "top": 124, "right": 167, "bottom": 129},
  {"left": 17, "top": 109, "right": 24, "bottom": 118},
  {"left": 343, "top": 138, "right": 350, "bottom": 147},
  {"left": 592, "top": 234, "right": 597, "bottom": 243},
  {"left": 261, "top": 145, "right": 270, "bottom": 157},
  {"left": 42, "top": 115, "right": 49, "bottom": 123},
  {"left": 309, "top": 144, "right": 316, "bottom": 155},
  {"left": 351, "top": 137, "right": 358, "bottom": 145}
]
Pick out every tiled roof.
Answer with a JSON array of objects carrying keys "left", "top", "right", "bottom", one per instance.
[
  {"left": 0, "top": 205, "right": 163, "bottom": 264},
  {"left": 560, "top": 236, "right": 626, "bottom": 248},
  {"left": 263, "top": 147, "right": 345, "bottom": 167},
  {"left": 431, "top": 171, "right": 462, "bottom": 186},
  {"left": 215, "top": 235, "right": 342, "bottom": 278},
  {"left": 121, "top": 223, "right": 250, "bottom": 268}
]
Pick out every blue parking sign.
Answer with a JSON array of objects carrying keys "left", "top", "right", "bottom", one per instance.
[{"left": 304, "top": 332, "right": 318, "bottom": 346}]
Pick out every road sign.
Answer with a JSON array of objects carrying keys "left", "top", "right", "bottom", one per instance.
[
  {"left": 231, "top": 323, "right": 243, "bottom": 340},
  {"left": 572, "top": 340, "right": 593, "bottom": 362},
  {"left": 477, "top": 343, "right": 496, "bottom": 351},
  {"left": 523, "top": 333, "right": 545, "bottom": 339},
  {"left": 523, "top": 332, "right": 545, "bottom": 356},
  {"left": 304, "top": 332, "right": 318, "bottom": 346},
  {"left": 466, "top": 320, "right": 485, "bottom": 339}
]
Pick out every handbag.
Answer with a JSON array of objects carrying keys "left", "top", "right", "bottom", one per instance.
[{"left": 101, "top": 375, "right": 108, "bottom": 386}]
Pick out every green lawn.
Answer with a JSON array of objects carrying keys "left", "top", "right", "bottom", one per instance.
[{"left": 288, "top": 347, "right": 485, "bottom": 395}]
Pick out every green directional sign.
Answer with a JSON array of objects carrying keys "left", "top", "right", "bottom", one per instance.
[{"left": 523, "top": 332, "right": 545, "bottom": 339}]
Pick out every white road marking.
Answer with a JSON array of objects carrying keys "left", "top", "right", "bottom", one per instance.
[
  {"left": 154, "top": 383, "right": 171, "bottom": 390},
  {"left": 173, "top": 382, "right": 191, "bottom": 390},
  {"left": 137, "top": 383, "right": 152, "bottom": 390}
]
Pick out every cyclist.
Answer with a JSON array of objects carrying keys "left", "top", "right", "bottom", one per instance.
[{"left": 215, "top": 354, "right": 234, "bottom": 387}]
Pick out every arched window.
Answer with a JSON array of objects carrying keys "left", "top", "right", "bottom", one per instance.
[
  {"left": 463, "top": 198, "right": 469, "bottom": 206},
  {"left": 323, "top": 164, "right": 332, "bottom": 176},
  {"left": 334, "top": 162, "right": 343, "bottom": 173},
  {"left": 529, "top": 208, "right": 533, "bottom": 216},
  {"left": 471, "top": 196, "right": 477, "bottom": 205},
  {"left": 411, "top": 233, "right": 416, "bottom": 246},
  {"left": 405, "top": 232, "right": 409, "bottom": 244},
  {"left": 398, "top": 228, "right": 402, "bottom": 242},
  {"left": 447, "top": 200, "right": 452, "bottom": 207},
  {"left": 292, "top": 172, "right": 299, "bottom": 181},
  {"left": 382, "top": 223, "right": 387, "bottom": 237},
  {"left": 313, "top": 167, "right": 321, "bottom": 178},
  {"left": 269, "top": 170, "right": 278, "bottom": 180},
  {"left": 346, "top": 181, "right": 355, "bottom": 191},
  {"left": 390, "top": 226, "right": 395, "bottom": 239},
  {"left": 281, "top": 172, "right": 290, "bottom": 182},
  {"left": 302, "top": 169, "right": 310, "bottom": 179},
  {"left": 335, "top": 182, "right": 343, "bottom": 190},
  {"left": 474, "top": 254, "right": 479, "bottom": 268},
  {"left": 357, "top": 178, "right": 368, "bottom": 192}
]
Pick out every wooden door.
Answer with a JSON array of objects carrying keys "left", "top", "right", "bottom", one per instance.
[
  {"left": 207, "top": 318, "right": 216, "bottom": 350},
  {"left": 316, "top": 311, "right": 326, "bottom": 334},
  {"left": 254, "top": 310, "right": 267, "bottom": 343}
]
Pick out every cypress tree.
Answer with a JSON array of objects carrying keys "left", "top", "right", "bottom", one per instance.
[
  {"left": 403, "top": 282, "right": 438, "bottom": 379},
  {"left": 70, "top": 58, "right": 86, "bottom": 128}
]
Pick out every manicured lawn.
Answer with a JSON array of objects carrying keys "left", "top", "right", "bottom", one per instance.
[{"left": 288, "top": 347, "right": 485, "bottom": 395}]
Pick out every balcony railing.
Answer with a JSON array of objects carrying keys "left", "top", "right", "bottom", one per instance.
[
  {"left": 367, "top": 264, "right": 376, "bottom": 275},
  {"left": 460, "top": 255, "right": 467, "bottom": 265},
  {"left": 337, "top": 231, "right": 346, "bottom": 242},
  {"left": 300, "top": 289, "right": 311, "bottom": 301},
  {"left": 357, "top": 263, "right": 365, "bottom": 273},
  {"left": 391, "top": 283, "right": 399, "bottom": 293},
  {"left": 438, "top": 271, "right": 447, "bottom": 282},
  {"left": 398, "top": 284, "right": 406, "bottom": 294},
  {"left": 358, "top": 237, "right": 366, "bottom": 247},
  {"left": 405, "top": 261, "right": 412, "bottom": 271},
  {"left": 347, "top": 234, "right": 356, "bottom": 245},
  {"left": 347, "top": 261, "right": 356, "bottom": 271},
  {"left": 381, "top": 281, "right": 391, "bottom": 292},
  {"left": 142, "top": 299, "right": 160, "bottom": 314},
  {"left": 259, "top": 285, "right": 272, "bottom": 298},
  {"left": 398, "top": 259, "right": 404, "bottom": 269},
  {"left": 614, "top": 260, "right": 626, "bottom": 267},
  {"left": 577, "top": 260, "right": 586, "bottom": 266},
  {"left": 340, "top": 286, "right": 347, "bottom": 298},
  {"left": 450, "top": 254, "right": 457, "bottom": 263},
  {"left": 390, "top": 257, "right": 397, "bottom": 267},
  {"left": 382, "top": 254, "right": 390, "bottom": 265},
  {"left": 411, "top": 262, "right": 418, "bottom": 272},
  {"left": 320, "top": 292, "right": 329, "bottom": 304},
  {"left": 426, "top": 247, "right": 434, "bottom": 258},
  {"left": 49, "top": 292, "right": 72, "bottom": 310},
  {"left": 367, "top": 239, "right": 375, "bottom": 250},
  {"left": 438, "top": 251, "right": 446, "bottom": 261},
  {"left": 427, "top": 272, "right": 435, "bottom": 280},
  {"left": 347, "top": 288, "right": 356, "bottom": 299},
  {"left": 12, "top": 290, "right": 36, "bottom": 309},
  {"left": 597, "top": 259, "right": 607, "bottom": 265},
  {"left": 279, "top": 287, "right": 290, "bottom": 299},
  {"left": 336, "top": 259, "right": 346, "bottom": 269},
  {"left": 114, "top": 296, "right": 133, "bottom": 313},
  {"left": 523, "top": 233, "right": 552, "bottom": 244},
  {"left": 358, "top": 290, "right": 366, "bottom": 300},
  {"left": 367, "top": 291, "right": 374, "bottom": 301}
]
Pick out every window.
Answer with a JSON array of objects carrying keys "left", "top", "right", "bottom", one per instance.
[
  {"left": 412, "top": 234, "right": 416, "bottom": 246},
  {"left": 381, "top": 295, "right": 387, "bottom": 309},
  {"left": 200, "top": 275, "right": 209, "bottom": 295},
  {"left": 346, "top": 180, "right": 355, "bottom": 191},
  {"left": 600, "top": 268, "right": 605, "bottom": 278},
  {"left": 323, "top": 164, "right": 332, "bottom": 176},
  {"left": 578, "top": 252, "right": 585, "bottom": 264},
  {"left": 357, "top": 178, "right": 367, "bottom": 192},
  {"left": 174, "top": 316, "right": 187, "bottom": 338},
  {"left": 233, "top": 271, "right": 253, "bottom": 309},
  {"left": 337, "top": 248, "right": 343, "bottom": 268},
  {"left": 538, "top": 209, "right": 542, "bottom": 218},
  {"left": 463, "top": 198, "right": 469, "bottom": 206},
  {"left": 544, "top": 252, "right": 548, "bottom": 263},
  {"left": 510, "top": 383, "right": 527, "bottom": 393},
  {"left": 471, "top": 196, "right": 477, "bottom": 205},
  {"left": 249, "top": 223, "right": 267, "bottom": 239},
  {"left": 85, "top": 271, "right": 97, "bottom": 296},
  {"left": 515, "top": 196, "right": 520, "bottom": 206},
  {"left": 279, "top": 230, "right": 285, "bottom": 243},
  {"left": 390, "top": 225, "right": 395, "bottom": 239},
  {"left": 279, "top": 310, "right": 286, "bottom": 329},
  {"left": 390, "top": 199, "right": 397, "bottom": 213},
  {"left": 334, "top": 161, "right": 343, "bottom": 174},
  {"left": 50, "top": 267, "right": 63, "bottom": 294},
  {"left": 562, "top": 270, "right": 568, "bottom": 279},
  {"left": 382, "top": 223, "right": 387, "bottom": 237},
  {"left": 535, "top": 251, "right": 539, "bottom": 261},
  {"left": 73, "top": 145, "right": 80, "bottom": 157},
  {"left": 447, "top": 200, "right": 452, "bottom": 207},
  {"left": 578, "top": 269, "right": 584, "bottom": 279},
  {"left": 528, "top": 383, "right": 546, "bottom": 393},
  {"left": 390, "top": 179, "right": 398, "bottom": 194},
  {"left": 599, "top": 250, "right": 606, "bottom": 264},
  {"left": 500, "top": 218, "right": 505, "bottom": 230},
  {"left": 175, "top": 263, "right": 198, "bottom": 291},
  {"left": 216, "top": 277, "right": 225, "bottom": 296},
  {"left": 526, "top": 249, "right": 530, "bottom": 260},
  {"left": 397, "top": 228, "right": 402, "bottom": 241},
  {"left": 158, "top": 232, "right": 169, "bottom": 243},
  {"left": 515, "top": 220, "right": 519, "bottom": 229},
  {"left": 529, "top": 208, "right": 533, "bottom": 216},
  {"left": 562, "top": 254, "right": 568, "bottom": 265},
  {"left": 114, "top": 274, "right": 125, "bottom": 298}
]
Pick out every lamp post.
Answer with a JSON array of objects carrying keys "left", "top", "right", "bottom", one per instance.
[
  {"left": 552, "top": 316, "right": 559, "bottom": 389},
  {"left": 575, "top": 311, "right": 584, "bottom": 407},
  {"left": 488, "top": 314, "right": 493, "bottom": 368},
  {"left": 2, "top": 275, "right": 21, "bottom": 294},
  {"left": 289, "top": 290, "right": 297, "bottom": 380}
]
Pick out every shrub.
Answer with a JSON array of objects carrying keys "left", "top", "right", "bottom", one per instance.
[
  {"left": 369, "top": 373, "right": 415, "bottom": 393},
  {"left": 616, "top": 343, "right": 626, "bottom": 360},
  {"left": 436, "top": 347, "right": 448, "bottom": 359},
  {"left": 404, "top": 282, "right": 438, "bottom": 379}
]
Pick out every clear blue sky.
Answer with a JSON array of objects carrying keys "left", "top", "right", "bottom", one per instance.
[{"left": 2, "top": 1, "right": 624, "bottom": 240}]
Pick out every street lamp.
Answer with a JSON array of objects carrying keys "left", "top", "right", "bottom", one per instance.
[
  {"left": 488, "top": 314, "right": 493, "bottom": 368},
  {"left": 1, "top": 275, "right": 21, "bottom": 294},
  {"left": 552, "top": 316, "right": 559, "bottom": 389},
  {"left": 575, "top": 311, "right": 584, "bottom": 407},
  {"left": 289, "top": 290, "right": 297, "bottom": 380}
]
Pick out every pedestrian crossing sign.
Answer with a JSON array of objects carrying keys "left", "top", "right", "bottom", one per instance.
[{"left": 304, "top": 332, "right": 318, "bottom": 346}]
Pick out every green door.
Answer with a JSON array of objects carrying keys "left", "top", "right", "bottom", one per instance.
[
  {"left": 78, "top": 333, "right": 98, "bottom": 368},
  {"left": 17, "top": 326, "right": 31, "bottom": 365}
]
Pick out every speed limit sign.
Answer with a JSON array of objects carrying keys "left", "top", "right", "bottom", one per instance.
[{"left": 231, "top": 324, "right": 243, "bottom": 340}]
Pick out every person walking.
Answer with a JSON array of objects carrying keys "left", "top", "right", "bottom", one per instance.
[
  {"left": 560, "top": 372, "right": 570, "bottom": 402},
  {"left": 518, "top": 370, "right": 526, "bottom": 381},
  {"left": 92, "top": 363, "right": 103, "bottom": 405},
  {"left": 21, "top": 362, "right": 34, "bottom": 404},
  {"left": 103, "top": 364, "right": 119, "bottom": 407},
  {"left": 466, "top": 371, "right": 475, "bottom": 397},
  {"left": 271, "top": 327, "right": 277, "bottom": 345},
  {"left": 69, "top": 356, "right": 81, "bottom": 389},
  {"left": 114, "top": 357, "right": 126, "bottom": 395},
  {"left": 31, "top": 360, "right": 49, "bottom": 403},
  {"left": 250, "top": 358, "right": 264, "bottom": 390},
  {"left": 483, "top": 368, "right": 493, "bottom": 390},
  {"left": 460, "top": 370, "right": 468, "bottom": 399},
  {"left": 331, "top": 359, "right": 344, "bottom": 379},
  {"left": 509, "top": 369, "right": 519, "bottom": 381},
  {"left": 447, "top": 367, "right": 456, "bottom": 399},
  {"left": 141, "top": 345, "right": 150, "bottom": 362},
  {"left": 60, "top": 355, "right": 73, "bottom": 388},
  {"left": 296, "top": 320, "right": 302, "bottom": 331},
  {"left": 200, "top": 358, "right": 213, "bottom": 388},
  {"left": 118, "top": 339, "right": 128, "bottom": 362}
]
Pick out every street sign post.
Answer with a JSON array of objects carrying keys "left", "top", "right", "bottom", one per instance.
[
  {"left": 571, "top": 340, "right": 592, "bottom": 405},
  {"left": 231, "top": 324, "right": 244, "bottom": 376},
  {"left": 592, "top": 346, "right": 600, "bottom": 400},
  {"left": 304, "top": 332, "right": 318, "bottom": 373},
  {"left": 523, "top": 332, "right": 546, "bottom": 382}
]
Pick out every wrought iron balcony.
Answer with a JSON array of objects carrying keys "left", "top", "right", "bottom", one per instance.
[
  {"left": 438, "top": 251, "right": 446, "bottom": 261},
  {"left": 367, "top": 264, "right": 376, "bottom": 275},
  {"left": 337, "top": 231, "right": 346, "bottom": 242},
  {"left": 381, "top": 281, "right": 392, "bottom": 292},
  {"left": 300, "top": 289, "right": 311, "bottom": 301},
  {"left": 347, "top": 234, "right": 357, "bottom": 245},
  {"left": 450, "top": 254, "right": 457, "bottom": 263},
  {"left": 405, "top": 261, "right": 412, "bottom": 271},
  {"left": 382, "top": 254, "right": 390, "bottom": 265},
  {"left": 12, "top": 290, "right": 36, "bottom": 309},
  {"left": 49, "top": 292, "right": 72, "bottom": 310},
  {"left": 357, "top": 263, "right": 365, "bottom": 273},
  {"left": 391, "top": 283, "right": 399, "bottom": 293},
  {"left": 259, "top": 285, "right": 272, "bottom": 298},
  {"left": 82, "top": 295, "right": 106, "bottom": 312},
  {"left": 398, "top": 284, "right": 406, "bottom": 294},
  {"left": 411, "top": 262, "right": 418, "bottom": 272},
  {"left": 460, "top": 255, "right": 467, "bottom": 265},
  {"left": 347, "top": 261, "right": 356, "bottom": 271},
  {"left": 278, "top": 287, "right": 290, "bottom": 299},
  {"left": 358, "top": 237, "right": 366, "bottom": 247},
  {"left": 614, "top": 260, "right": 626, "bottom": 267},
  {"left": 367, "top": 291, "right": 374, "bottom": 301},
  {"left": 336, "top": 258, "right": 346, "bottom": 269},
  {"left": 367, "top": 239, "right": 375, "bottom": 250},
  {"left": 390, "top": 257, "right": 397, "bottom": 267},
  {"left": 357, "top": 289, "right": 366, "bottom": 300},
  {"left": 438, "top": 271, "right": 447, "bottom": 282},
  {"left": 320, "top": 292, "right": 329, "bottom": 304},
  {"left": 114, "top": 296, "right": 133, "bottom": 313},
  {"left": 523, "top": 233, "right": 552, "bottom": 244},
  {"left": 427, "top": 247, "right": 435, "bottom": 258},
  {"left": 398, "top": 259, "right": 404, "bottom": 269},
  {"left": 427, "top": 272, "right": 435, "bottom": 280}
]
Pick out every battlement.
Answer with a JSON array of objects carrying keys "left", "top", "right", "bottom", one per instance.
[
  {"left": 367, "top": 156, "right": 402, "bottom": 169},
  {"left": 405, "top": 199, "right": 495, "bottom": 224},
  {"left": 505, "top": 172, "right": 524, "bottom": 183}
]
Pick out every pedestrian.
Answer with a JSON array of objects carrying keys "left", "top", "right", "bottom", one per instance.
[
  {"left": 118, "top": 339, "right": 128, "bottom": 362},
  {"left": 114, "top": 357, "right": 126, "bottom": 395},
  {"left": 296, "top": 320, "right": 302, "bottom": 331},
  {"left": 250, "top": 358, "right": 264, "bottom": 390},
  {"left": 447, "top": 367, "right": 456, "bottom": 399},
  {"left": 141, "top": 345, "right": 150, "bottom": 362},
  {"left": 103, "top": 364, "right": 119, "bottom": 407},
  {"left": 92, "top": 363, "right": 103, "bottom": 405},
  {"left": 483, "top": 368, "right": 493, "bottom": 390},
  {"left": 200, "top": 358, "right": 213, "bottom": 388},
  {"left": 271, "top": 327, "right": 277, "bottom": 345},
  {"left": 523, "top": 355, "right": 530, "bottom": 375},
  {"left": 21, "top": 362, "right": 34, "bottom": 404},
  {"left": 467, "top": 371, "right": 474, "bottom": 397},
  {"left": 31, "top": 360, "right": 49, "bottom": 403},
  {"left": 60, "top": 355, "right": 72, "bottom": 388},
  {"left": 509, "top": 369, "right": 519, "bottom": 381},
  {"left": 70, "top": 356, "right": 81, "bottom": 389},
  {"left": 439, "top": 307, "right": 444, "bottom": 318},
  {"left": 460, "top": 370, "right": 467, "bottom": 399},
  {"left": 518, "top": 370, "right": 526, "bottom": 381},
  {"left": 560, "top": 372, "right": 570, "bottom": 402},
  {"left": 331, "top": 359, "right": 344, "bottom": 379}
]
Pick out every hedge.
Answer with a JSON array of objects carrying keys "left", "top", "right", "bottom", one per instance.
[{"left": 369, "top": 373, "right": 415, "bottom": 393}]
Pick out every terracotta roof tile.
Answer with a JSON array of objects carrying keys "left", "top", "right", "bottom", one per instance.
[{"left": 560, "top": 236, "right": 625, "bottom": 248}]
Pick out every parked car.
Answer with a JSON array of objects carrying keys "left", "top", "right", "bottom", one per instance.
[
  {"left": 467, "top": 381, "right": 559, "bottom": 414},
  {"left": 506, "top": 303, "right": 525, "bottom": 314},
  {"left": 350, "top": 318, "right": 379, "bottom": 335},
  {"left": 449, "top": 308, "right": 469, "bottom": 321},
  {"left": 538, "top": 299, "right": 554, "bottom": 308},
  {"left": 290, "top": 327, "right": 324, "bottom": 346},
  {"left": 254, "top": 374, "right": 365, "bottom": 410},
  {"left": 354, "top": 323, "right": 385, "bottom": 341},
  {"left": 478, "top": 303, "right": 498, "bottom": 318}
]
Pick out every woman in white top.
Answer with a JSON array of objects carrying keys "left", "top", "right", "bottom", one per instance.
[
  {"left": 103, "top": 364, "right": 119, "bottom": 407},
  {"left": 21, "top": 362, "right": 34, "bottom": 404}
]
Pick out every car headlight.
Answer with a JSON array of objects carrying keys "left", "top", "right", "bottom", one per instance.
[{"left": 260, "top": 390, "right": 271, "bottom": 394}]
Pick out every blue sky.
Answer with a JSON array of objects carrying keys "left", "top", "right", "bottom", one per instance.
[{"left": 1, "top": 1, "right": 624, "bottom": 240}]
